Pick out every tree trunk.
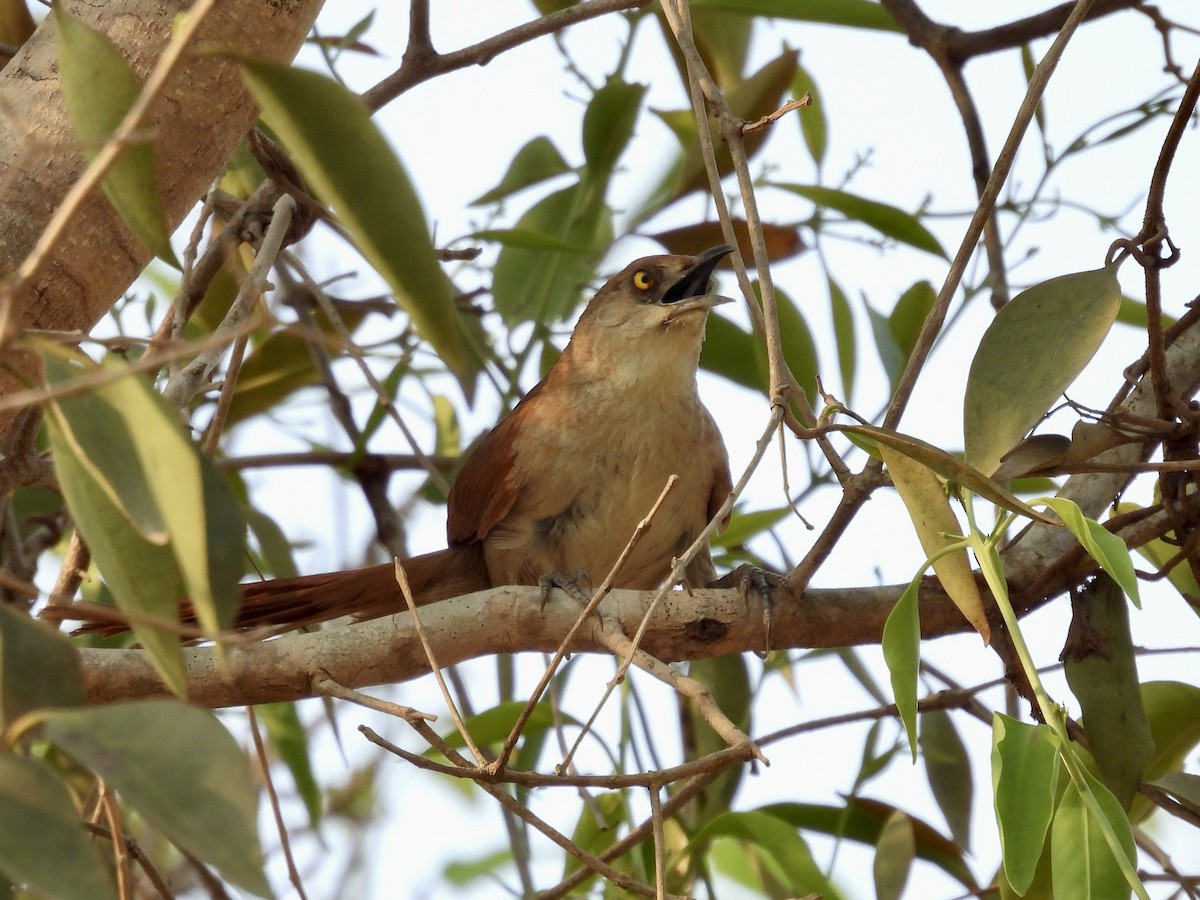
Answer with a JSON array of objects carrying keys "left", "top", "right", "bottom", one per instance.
[{"left": 0, "top": 0, "right": 324, "bottom": 430}]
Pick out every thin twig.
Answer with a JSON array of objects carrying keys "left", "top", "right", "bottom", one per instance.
[
  {"left": 394, "top": 560, "right": 487, "bottom": 766},
  {"left": 496, "top": 476, "right": 679, "bottom": 775},
  {"left": 881, "top": 0, "right": 1098, "bottom": 432},
  {"left": 246, "top": 706, "right": 310, "bottom": 900}
]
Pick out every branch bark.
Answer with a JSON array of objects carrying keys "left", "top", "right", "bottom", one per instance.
[{"left": 0, "top": 0, "right": 323, "bottom": 430}]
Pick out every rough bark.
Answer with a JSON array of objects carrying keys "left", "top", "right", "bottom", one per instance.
[{"left": 0, "top": 0, "right": 324, "bottom": 430}]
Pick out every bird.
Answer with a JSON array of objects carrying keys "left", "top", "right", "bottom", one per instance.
[{"left": 68, "top": 245, "right": 740, "bottom": 633}]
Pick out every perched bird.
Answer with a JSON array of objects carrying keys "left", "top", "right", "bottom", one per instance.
[{"left": 72, "top": 245, "right": 740, "bottom": 632}]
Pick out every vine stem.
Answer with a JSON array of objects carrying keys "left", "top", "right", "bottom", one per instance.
[{"left": 962, "top": 494, "right": 1149, "bottom": 900}]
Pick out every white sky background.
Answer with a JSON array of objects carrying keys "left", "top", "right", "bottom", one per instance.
[{"left": 197, "top": 2, "right": 1200, "bottom": 897}]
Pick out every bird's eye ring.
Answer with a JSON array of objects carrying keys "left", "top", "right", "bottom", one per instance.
[{"left": 632, "top": 269, "right": 656, "bottom": 292}]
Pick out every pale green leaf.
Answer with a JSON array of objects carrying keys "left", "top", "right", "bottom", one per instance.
[
  {"left": 1038, "top": 497, "right": 1140, "bottom": 607},
  {"left": 1050, "top": 770, "right": 1137, "bottom": 900},
  {"left": 882, "top": 575, "right": 921, "bottom": 758},
  {"left": 920, "top": 709, "right": 974, "bottom": 850},
  {"left": 241, "top": 61, "right": 476, "bottom": 376},
  {"left": 992, "top": 714, "right": 1061, "bottom": 895},
  {"left": 691, "top": 810, "right": 840, "bottom": 898},
  {"left": 879, "top": 443, "right": 989, "bottom": 642},
  {"left": 42, "top": 701, "right": 270, "bottom": 897},
  {"left": 778, "top": 184, "right": 946, "bottom": 257},
  {"left": 874, "top": 810, "right": 915, "bottom": 900},
  {"left": 690, "top": 0, "right": 902, "bottom": 32},
  {"left": 470, "top": 136, "right": 572, "bottom": 205},
  {"left": 964, "top": 265, "right": 1122, "bottom": 476},
  {"left": 55, "top": 9, "right": 178, "bottom": 266}
]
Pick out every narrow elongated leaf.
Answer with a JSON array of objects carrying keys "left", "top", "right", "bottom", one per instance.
[
  {"left": 992, "top": 714, "right": 1061, "bottom": 895},
  {"left": 1129, "top": 681, "right": 1200, "bottom": 824},
  {"left": 879, "top": 444, "right": 988, "bottom": 641},
  {"left": 828, "top": 276, "right": 856, "bottom": 399},
  {"left": 42, "top": 701, "right": 270, "bottom": 897},
  {"left": 257, "top": 702, "right": 321, "bottom": 826},
  {"left": 1038, "top": 497, "right": 1140, "bottom": 607},
  {"left": 701, "top": 313, "right": 763, "bottom": 391},
  {"left": 1063, "top": 574, "right": 1154, "bottom": 809},
  {"left": 792, "top": 63, "right": 827, "bottom": 166},
  {"left": 882, "top": 575, "right": 921, "bottom": 757},
  {"left": 1151, "top": 773, "right": 1200, "bottom": 816},
  {"left": 777, "top": 184, "right": 945, "bottom": 257},
  {"left": 55, "top": 9, "right": 178, "bottom": 266},
  {"left": 0, "top": 755, "right": 116, "bottom": 900},
  {"left": 764, "top": 799, "right": 977, "bottom": 890},
  {"left": 690, "top": 0, "right": 902, "bottom": 32},
  {"left": 241, "top": 61, "right": 475, "bottom": 376},
  {"left": 1050, "top": 769, "right": 1137, "bottom": 900},
  {"left": 691, "top": 810, "right": 840, "bottom": 898},
  {"left": 489, "top": 182, "right": 612, "bottom": 323},
  {"left": 581, "top": 77, "right": 646, "bottom": 180},
  {"left": 46, "top": 415, "right": 187, "bottom": 695},
  {"left": 835, "top": 423, "right": 1057, "bottom": 524},
  {"left": 0, "top": 606, "right": 84, "bottom": 729},
  {"left": 470, "top": 135, "right": 571, "bottom": 205},
  {"left": 920, "top": 709, "right": 974, "bottom": 849},
  {"left": 874, "top": 810, "right": 915, "bottom": 900},
  {"left": 964, "top": 265, "right": 1122, "bottom": 476}
]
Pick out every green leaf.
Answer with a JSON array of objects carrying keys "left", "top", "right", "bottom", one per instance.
[
  {"left": 701, "top": 313, "right": 764, "bottom": 391},
  {"left": 1063, "top": 574, "right": 1154, "bottom": 809},
  {"left": 777, "top": 184, "right": 946, "bottom": 257},
  {"left": 891, "top": 280, "right": 936, "bottom": 361},
  {"left": 828, "top": 276, "right": 856, "bottom": 400},
  {"left": 1050, "top": 770, "right": 1137, "bottom": 900},
  {"left": 581, "top": 77, "right": 646, "bottom": 181},
  {"left": 764, "top": 798, "right": 977, "bottom": 890},
  {"left": 1118, "top": 503, "right": 1199, "bottom": 608},
  {"left": 690, "top": 0, "right": 902, "bottom": 32},
  {"left": 771, "top": 285, "right": 818, "bottom": 406},
  {"left": 792, "top": 63, "right": 827, "bottom": 166},
  {"left": 834, "top": 423, "right": 1058, "bottom": 524},
  {"left": 564, "top": 792, "right": 627, "bottom": 881},
  {"left": 874, "top": 810, "right": 915, "bottom": 900},
  {"left": 45, "top": 411, "right": 187, "bottom": 694},
  {"left": 470, "top": 135, "right": 571, "bottom": 205},
  {"left": 691, "top": 810, "right": 840, "bottom": 898},
  {"left": 879, "top": 444, "right": 988, "bottom": 642},
  {"left": 438, "top": 700, "right": 564, "bottom": 750},
  {"left": 964, "top": 265, "right": 1122, "bottom": 477},
  {"left": 881, "top": 575, "right": 921, "bottom": 758},
  {"left": 0, "top": 606, "right": 84, "bottom": 729},
  {"left": 241, "top": 61, "right": 476, "bottom": 377},
  {"left": 711, "top": 505, "right": 790, "bottom": 549},
  {"left": 490, "top": 182, "right": 612, "bottom": 324},
  {"left": 992, "top": 714, "right": 1061, "bottom": 895},
  {"left": 920, "top": 709, "right": 974, "bottom": 850},
  {"left": 1128, "top": 680, "right": 1200, "bottom": 823},
  {"left": 1150, "top": 772, "right": 1200, "bottom": 816},
  {"left": 0, "top": 754, "right": 116, "bottom": 900},
  {"left": 41, "top": 701, "right": 270, "bottom": 897},
  {"left": 1037, "top": 497, "right": 1140, "bottom": 607},
  {"left": 55, "top": 9, "right": 178, "bottom": 266},
  {"left": 257, "top": 702, "right": 321, "bottom": 826}
]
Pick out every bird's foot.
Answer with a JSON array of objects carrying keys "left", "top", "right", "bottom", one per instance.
[
  {"left": 710, "top": 565, "right": 788, "bottom": 656},
  {"left": 539, "top": 569, "right": 592, "bottom": 610}
]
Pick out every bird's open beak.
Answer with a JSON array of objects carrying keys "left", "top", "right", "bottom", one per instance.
[
  {"left": 660, "top": 244, "right": 735, "bottom": 319},
  {"left": 661, "top": 244, "right": 735, "bottom": 306}
]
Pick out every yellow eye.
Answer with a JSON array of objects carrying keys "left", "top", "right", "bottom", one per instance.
[{"left": 632, "top": 269, "right": 656, "bottom": 292}]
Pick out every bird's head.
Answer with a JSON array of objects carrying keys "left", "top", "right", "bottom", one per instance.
[{"left": 565, "top": 245, "right": 734, "bottom": 380}]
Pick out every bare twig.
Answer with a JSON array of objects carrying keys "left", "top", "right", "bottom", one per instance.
[{"left": 247, "top": 706, "right": 309, "bottom": 900}]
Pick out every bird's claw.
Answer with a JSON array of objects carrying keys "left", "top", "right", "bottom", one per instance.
[
  {"left": 711, "top": 565, "right": 788, "bottom": 656},
  {"left": 538, "top": 569, "right": 592, "bottom": 610}
]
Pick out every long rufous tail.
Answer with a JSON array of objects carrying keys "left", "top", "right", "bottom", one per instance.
[
  {"left": 45, "top": 543, "right": 491, "bottom": 635},
  {"left": 235, "top": 544, "right": 490, "bottom": 628}
]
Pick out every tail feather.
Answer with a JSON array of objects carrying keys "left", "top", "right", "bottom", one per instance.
[
  {"left": 236, "top": 544, "right": 490, "bottom": 628},
  {"left": 46, "top": 543, "right": 491, "bottom": 635}
]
